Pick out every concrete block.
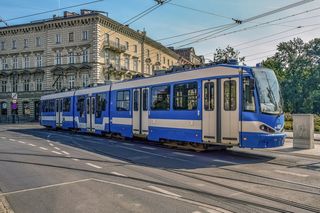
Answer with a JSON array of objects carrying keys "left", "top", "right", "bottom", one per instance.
[{"left": 292, "top": 114, "right": 314, "bottom": 149}]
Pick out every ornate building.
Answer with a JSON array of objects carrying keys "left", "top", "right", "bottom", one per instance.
[{"left": 0, "top": 10, "right": 180, "bottom": 121}]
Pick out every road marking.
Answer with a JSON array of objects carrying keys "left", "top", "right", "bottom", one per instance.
[
  {"left": 212, "top": 159, "right": 237, "bottom": 165},
  {"left": 61, "top": 151, "right": 70, "bottom": 155},
  {"left": 71, "top": 158, "right": 79, "bottom": 161},
  {"left": 141, "top": 146, "right": 156, "bottom": 150},
  {"left": 1, "top": 137, "right": 6, "bottom": 139},
  {"left": 9, "top": 139, "right": 16, "bottom": 142},
  {"left": 148, "top": 186, "right": 182, "bottom": 198},
  {"left": 52, "top": 151, "right": 62, "bottom": 155},
  {"left": 46, "top": 140, "right": 51, "bottom": 142},
  {"left": 18, "top": 141, "right": 26, "bottom": 144},
  {"left": 199, "top": 206, "right": 232, "bottom": 213},
  {"left": 275, "top": 170, "right": 309, "bottom": 177},
  {"left": 54, "top": 147, "right": 61, "bottom": 150},
  {"left": 39, "top": 147, "right": 48, "bottom": 151},
  {"left": 86, "top": 163, "right": 102, "bottom": 169},
  {"left": 111, "top": 172, "right": 127, "bottom": 177},
  {"left": 49, "top": 143, "right": 54, "bottom": 146},
  {"left": 28, "top": 143, "right": 36, "bottom": 147},
  {"left": 173, "top": 152, "right": 194, "bottom": 157},
  {"left": 0, "top": 179, "right": 91, "bottom": 196}
]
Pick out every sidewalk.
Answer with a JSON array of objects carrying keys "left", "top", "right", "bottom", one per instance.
[{"left": 285, "top": 131, "right": 320, "bottom": 141}]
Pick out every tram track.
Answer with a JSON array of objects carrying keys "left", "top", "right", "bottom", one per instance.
[{"left": 11, "top": 128, "right": 320, "bottom": 212}]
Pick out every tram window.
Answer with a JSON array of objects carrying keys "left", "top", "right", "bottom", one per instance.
[
  {"left": 243, "top": 78, "right": 256, "bottom": 112},
  {"left": 151, "top": 85, "right": 170, "bottom": 111},
  {"left": 224, "top": 80, "right": 237, "bottom": 111},
  {"left": 133, "top": 90, "right": 139, "bottom": 111},
  {"left": 116, "top": 90, "right": 130, "bottom": 111},
  {"left": 173, "top": 82, "right": 198, "bottom": 110},
  {"left": 143, "top": 89, "right": 148, "bottom": 111},
  {"left": 77, "top": 96, "right": 85, "bottom": 118},
  {"left": 204, "top": 82, "right": 214, "bottom": 111},
  {"left": 63, "top": 98, "right": 71, "bottom": 112},
  {"left": 96, "top": 94, "right": 106, "bottom": 118}
]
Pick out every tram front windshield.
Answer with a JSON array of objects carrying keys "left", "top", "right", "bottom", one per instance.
[{"left": 253, "top": 68, "right": 283, "bottom": 115}]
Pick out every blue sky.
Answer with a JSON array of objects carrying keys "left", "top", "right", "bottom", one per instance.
[{"left": 1, "top": 0, "right": 320, "bottom": 65}]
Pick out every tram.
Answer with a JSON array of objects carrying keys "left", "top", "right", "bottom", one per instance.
[{"left": 40, "top": 64, "right": 286, "bottom": 148}]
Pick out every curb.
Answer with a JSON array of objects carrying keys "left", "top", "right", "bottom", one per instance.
[{"left": 286, "top": 136, "right": 320, "bottom": 142}]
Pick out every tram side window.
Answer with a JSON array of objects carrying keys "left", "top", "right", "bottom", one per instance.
[
  {"left": 224, "top": 80, "right": 237, "bottom": 111},
  {"left": 173, "top": 82, "right": 198, "bottom": 110},
  {"left": 77, "top": 96, "right": 85, "bottom": 118},
  {"left": 63, "top": 98, "right": 71, "bottom": 112},
  {"left": 116, "top": 90, "right": 130, "bottom": 111},
  {"left": 142, "top": 89, "right": 148, "bottom": 111},
  {"left": 50, "top": 100, "right": 55, "bottom": 112},
  {"left": 151, "top": 85, "right": 170, "bottom": 111},
  {"left": 204, "top": 82, "right": 214, "bottom": 111},
  {"left": 96, "top": 94, "right": 106, "bottom": 118},
  {"left": 133, "top": 90, "right": 139, "bottom": 111},
  {"left": 243, "top": 78, "right": 256, "bottom": 112}
]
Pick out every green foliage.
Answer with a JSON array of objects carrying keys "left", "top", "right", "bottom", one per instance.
[
  {"left": 284, "top": 114, "right": 320, "bottom": 132},
  {"left": 213, "top": 45, "right": 245, "bottom": 64},
  {"left": 262, "top": 38, "right": 320, "bottom": 114}
]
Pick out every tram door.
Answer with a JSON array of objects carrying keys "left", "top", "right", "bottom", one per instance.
[
  {"left": 86, "top": 96, "right": 96, "bottom": 132},
  {"left": 55, "top": 99, "right": 63, "bottom": 127},
  {"left": 202, "top": 78, "right": 239, "bottom": 145},
  {"left": 202, "top": 80, "right": 217, "bottom": 143},
  {"left": 132, "top": 88, "right": 149, "bottom": 136},
  {"left": 220, "top": 78, "right": 239, "bottom": 145}
]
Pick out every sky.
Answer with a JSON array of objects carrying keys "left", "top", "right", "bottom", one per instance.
[{"left": 1, "top": 0, "right": 320, "bottom": 65}]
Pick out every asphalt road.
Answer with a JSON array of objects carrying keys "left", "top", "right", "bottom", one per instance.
[{"left": 0, "top": 124, "right": 320, "bottom": 213}]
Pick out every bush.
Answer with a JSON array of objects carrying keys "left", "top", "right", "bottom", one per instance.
[{"left": 284, "top": 114, "right": 320, "bottom": 132}]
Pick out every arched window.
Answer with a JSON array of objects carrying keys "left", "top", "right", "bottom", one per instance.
[{"left": 22, "top": 101, "right": 30, "bottom": 115}]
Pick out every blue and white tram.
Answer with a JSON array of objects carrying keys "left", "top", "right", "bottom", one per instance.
[{"left": 40, "top": 64, "right": 286, "bottom": 148}]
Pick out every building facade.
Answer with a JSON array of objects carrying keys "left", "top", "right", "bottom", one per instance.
[
  {"left": 169, "top": 47, "right": 205, "bottom": 65},
  {"left": 0, "top": 10, "right": 180, "bottom": 121}
]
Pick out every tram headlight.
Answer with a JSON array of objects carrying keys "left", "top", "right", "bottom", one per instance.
[{"left": 259, "top": 124, "right": 276, "bottom": 133}]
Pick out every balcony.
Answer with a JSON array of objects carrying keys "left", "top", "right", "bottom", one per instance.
[{"left": 103, "top": 40, "right": 126, "bottom": 53}]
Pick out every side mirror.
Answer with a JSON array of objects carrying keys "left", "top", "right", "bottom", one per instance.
[{"left": 249, "top": 79, "right": 255, "bottom": 91}]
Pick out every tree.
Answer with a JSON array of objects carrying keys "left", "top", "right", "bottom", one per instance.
[
  {"left": 262, "top": 37, "right": 320, "bottom": 114},
  {"left": 213, "top": 45, "right": 245, "bottom": 64}
]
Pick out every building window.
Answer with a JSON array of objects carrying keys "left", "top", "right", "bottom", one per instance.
[
  {"left": 133, "top": 58, "right": 138, "bottom": 72},
  {"left": 1, "top": 41, "right": 5, "bottom": 50},
  {"left": 82, "top": 49, "right": 88, "bottom": 63},
  {"left": 124, "top": 56, "right": 130, "bottom": 70},
  {"left": 36, "top": 78, "right": 42, "bottom": 91},
  {"left": 96, "top": 93, "right": 106, "bottom": 118},
  {"left": 36, "top": 37, "right": 41, "bottom": 47},
  {"left": 134, "top": 45, "right": 137, "bottom": 53},
  {"left": 1, "top": 58, "right": 8, "bottom": 70},
  {"left": 224, "top": 80, "right": 237, "bottom": 111},
  {"left": 22, "top": 101, "right": 30, "bottom": 115},
  {"left": 68, "top": 51, "right": 75, "bottom": 64},
  {"left": 115, "top": 55, "right": 120, "bottom": 70},
  {"left": 115, "top": 38, "right": 120, "bottom": 48},
  {"left": 204, "top": 82, "right": 214, "bottom": 111},
  {"left": 23, "top": 56, "right": 30, "bottom": 69},
  {"left": 56, "top": 77, "right": 62, "bottom": 90},
  {"left": 151, "top": 85, "right": 170, "bottom": 110},
  {"left": 0, "top": 102, "right": 8, "bottom": 115},
  {"left": 147, "top": 49, "right": 150, "bottom": 58},
  {"left": 105, "top": 50, "right": 110, "bottom": 64},
  {"left": 146, "top": 64, "right": 151, "bottom": 74},
  {"left": 125, "top": 41, "right": 129, "bottom": 50},
  {"left": 12, "top": 79, "right": 18, "bottom": 92},
  {"left": 173, "top": 82, "right": 198, "bottom": 110},
  {"left": 1, "top": 81, "right": 6, "bottom": 92},
  {"left": 243, "top": 78, "right": 256, "bottom": 112},
  {"left": 55, "top": 34, "right": 61, "bottom": 44},
  {"left": 24, "top": 39, "right": 28, "bottom": 48},
  {"left": 68, "top": 75, "right": 75, "bottom": 89},
  {"left": 104, "top": 33, "right": 109, "bottom": 43},
  {"left": 163, "top": 57, "right": 165, "bottom": 64},
  {"left": 12, "top": 40, "right": 16, "bottom": 49},
  {"left": 12, "top": 57, "right": 18, "bottom": 69},
  {"left": 82, "top": 31, "right": 88, "bottom": 40},
  {"left": 69, "top": 32, "right": 74, "bottom": 42},
  {"left": 116, "top": 90, "right": 130, "bottom": 111},
  {"left": 157, "top": 53, "right": 160, "bottom": 62},
  {"left": 24, "top": 79, "right": 30, "bottom": 91},
  {"left": 36, "top": 55, "right": 42, "bottom": 68},
  {"left": 55, "top": 51, "right": 62, "bottom": 65},
  {"left": 81, "top": 73, "right": 89, "bottom": 87}
]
